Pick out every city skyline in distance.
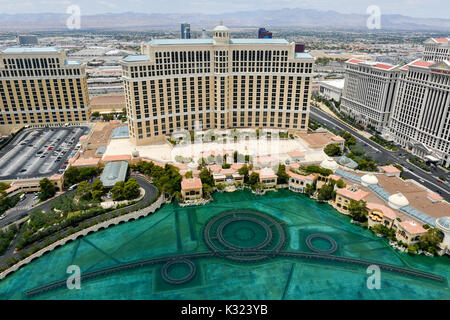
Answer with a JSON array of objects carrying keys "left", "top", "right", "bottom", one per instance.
[
  {"left": 0, "top": 0, "right": 449, "bottom": 20},
  {"left": 1, "top": 7, "right": 450, "bottom": 32}
]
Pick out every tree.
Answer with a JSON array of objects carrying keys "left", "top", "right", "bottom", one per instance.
[
  {"left": 348, "top": 200, "right": 368, "bottom": 222},
  {"left": 64, "top": 166, "right": 100, "bottom": 187},
  {"left": 418, "top": 228, "right": 444, "bottom": 254},
  {"left": 199, "top": 168, "right": 214, "bottom": 187},
  {"left": 92, "top": 179, "right": 104, "bottom": 193},
  {"left": 216, "top": 183, "right": 226, "bottom": 191},
  {"left": 91, "top": 190, "right": 103, "bottom": 202},
  {"left": 202, "top": 184, "right": 214, "bottom": 197},
  {"left": 335, "top": 179, "right": 346, "bottom": 189},
  {"left": 371, "top": 224, "right": 395, "bottom": 239},
  {"left": 111, "top": 181, "right": 125, "bottom": 201},
  {"left": 77, "top": 181, "right": 92, "bottom": 201},
  {"left": 339, "top": 130, "right": 356, "bottom": 146},
  {"left": 357, "top": 160, "right": 377, "bottom": 172},
  {"left": 39, "top": 178, "right": 56, "bottom": 201},
  {"left": 317, "top": 183, "right": 334, "bottom": 201},
  {"left": 238, "top": 165, "right": 250, "bottom": 183},
  {"left": 185, "top": 171, "right": 193, "bottom": 179},
  {"left": 276, "top": 164, "right": 289, "bottom": 184},
  {"left": 304, "top": 183, "right": 316, "bottom": 196},
  {"left": 249, "top": 172, "right": 260, "bottom": 186},
  {"left": 0, "top": 182, "right": 10, "bottom": 193},
  {"left": 123, "top": 178, "right": 140, "bottom": 200},
  {"left": 324, "top": 143, "right": 342, "bottom": 156}
]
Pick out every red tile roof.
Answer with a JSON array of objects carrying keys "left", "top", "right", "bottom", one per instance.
[
  {"left": 181, "top": 177, "right": 202, "bottom": 190},
  {"left": 231, "top": 163, "right": 244, "bottom": 170},
  {"left": 410, "top": 60, "right": 434, "bottom": 68},
  {"left": 347, "top": 58, "right": 364, "bottom": 64},
  {"left": 432, "top": 37, "right": 450, "bottom": 43},
  {"left": 286, "top": 169, "right": 315, "bottom": 181},
  {"left": 380, "top": 165, "right": 401, "bottom": 174},
  {"left": 366, "top": 202, "right": 397, "bottom": 220},
  {"left": 72, "top": 157, "right": 100, "bottom": 167},
  {"left": 337, "top": 186, "right": 369, "bottom": 201},
  {"left": 427, "top": 193, "right": 443, "bottom": 201},
  {"left": 331, "top": 136, "right": 345, "bottom": 142},
  {"left": 287, "top": 150, "right": 305, "bottom": 158},
  {"left": 373, "top": 63, "right": 395, "bottom": 70},
  {"left": 103, "top": 154, "right": 131, "bottom": 162},
  {"left": 399, "top": 220, "right": 426, "bottom": 235}
]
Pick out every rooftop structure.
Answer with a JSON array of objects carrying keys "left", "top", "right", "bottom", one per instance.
[
  {"left": 379, "top": 165, "right": 401, "bottom": 176},
  {"left": 100, "top": 161, "right": 129, "bottom": 188},
  {"left": 316, "top": 79, "right": 345, "bottom": 101},
  {"left": 398, "top": 220, "right": 427, "bottom": 235},
  {"left": 388, "top": 192, "right": 409, "bottom": 209},
  {"left": 110, "top": 126, "right": 129, "bottom": 139},
  {"left": 361, "top": 174, "right": 378, "bottom": 186},
  {"left": 181, "top": 177, "right": 202, "bottom": 190},
  {"left": 336, "top": 185, "right": 370, "bottom": 202},
  {"left": 320, "top": 159, "right": 339, "bottom": 171}
]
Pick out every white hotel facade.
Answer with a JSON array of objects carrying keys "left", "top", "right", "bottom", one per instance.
[
  {"left": 389, "top": 59, "right": 450, "bottom": 166},
  {"left": 120, "top": 24, "right": 314, "bottom": 145},
  {"left": 340, "top": 38, "right": 450, "bottom": 167},
  {"left": 423, "top": 37, "right": 450, "bottom": 62},
  {"left": 340, "top": 59, "right": 398, "bottom": 134}
]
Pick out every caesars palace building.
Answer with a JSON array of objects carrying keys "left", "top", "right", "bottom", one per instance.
[{"left": 120, "top": 23, "right": 314, "bottom": 145}]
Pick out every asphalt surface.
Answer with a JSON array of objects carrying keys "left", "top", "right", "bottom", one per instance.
[
  {"left": 0, "top": 175, "right": 158, "bottom": 265},
  {"left": 0, "top": 126, "right": 90, "bottom": 181},
  {"left": 310, "top": 106, "right": 450, "bottom": 201}
]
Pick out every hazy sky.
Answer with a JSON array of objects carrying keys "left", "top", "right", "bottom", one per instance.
[{"left": 0, "top": 0, "right": 449, "bottom": 19}]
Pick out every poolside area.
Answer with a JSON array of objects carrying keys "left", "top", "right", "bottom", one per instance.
[
  {"left": 103, "top": 135, "right": 329, "bottom": 165},
  {"left": 0, "top": 189, "right": 448, "bottom": 300}
]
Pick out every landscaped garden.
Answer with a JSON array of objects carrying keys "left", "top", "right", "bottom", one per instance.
[{"left": 369, "top": 135, "right": 398, "bottom": 151}]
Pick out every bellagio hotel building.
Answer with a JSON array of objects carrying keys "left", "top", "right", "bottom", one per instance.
[
  {"left": 120, "top": 23, "right": 314, "bottom": 145},
  {"left": 0, "top": 47, "right": 89, "bottom": 135}
]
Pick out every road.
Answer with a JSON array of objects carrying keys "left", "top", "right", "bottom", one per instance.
[{"left": 309, "top": 106, "right": 450, "bottom": 201}]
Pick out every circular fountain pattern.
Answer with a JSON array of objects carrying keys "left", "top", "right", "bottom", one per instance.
[
  {"left": 203, "top": 209, "right": 287, "bottom": 262},
  {"left": 161, "top": 259, "right": 197, "bottom": 285},
  {"left": 306, "top": 234, "right": 338, "bottom": 254}
]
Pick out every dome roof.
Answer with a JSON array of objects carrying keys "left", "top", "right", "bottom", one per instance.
[
  {"left": 436, "top": 216, "right": 450, "bottom": 231},
  {"left": 214, "top": 24, "right": 229, "bottom": 32},
  {"left": 320, "top": 159, "right": 339, "bottom": 171},
  {"left": 388, "top": 192, "right": 409, "bottom": 208},
  {"left": 361, "top": 174, "right": 378, "bottom": 185}
]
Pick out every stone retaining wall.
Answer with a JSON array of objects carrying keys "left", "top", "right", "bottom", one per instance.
[{"left": 0, "top": 194, "right": 165, "bottom": 280}]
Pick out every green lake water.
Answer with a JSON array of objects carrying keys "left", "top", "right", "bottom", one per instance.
[{"left": 0, "top": 189, "right": 448, "bottom": 300}]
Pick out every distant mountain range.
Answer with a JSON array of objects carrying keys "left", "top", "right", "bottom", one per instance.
[{"left": 1, "top": 8, "right": 450, "bottom": 32}]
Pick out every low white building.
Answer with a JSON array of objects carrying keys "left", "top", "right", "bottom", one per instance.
[{"left": 317, "top": 79, "right": 345, "bottom": 101}]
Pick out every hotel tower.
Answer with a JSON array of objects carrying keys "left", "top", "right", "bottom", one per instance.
[
  {"left": 0, "top": 47, "right": 90, "bottom": 134},
  {"left": 120, "top": 23, "right": 314, "bottom": 145}
]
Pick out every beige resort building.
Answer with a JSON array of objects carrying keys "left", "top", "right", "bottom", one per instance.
[
  {"left": 0, "top": 47, "right": 90, "bottom": 135},
  {"left": 120, "top": 23, "right": 314, "bottom": 145}
]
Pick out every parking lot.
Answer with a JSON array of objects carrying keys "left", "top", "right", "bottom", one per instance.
[{"left": 0, "top": 126, "right": 90, "bottom": 181}]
